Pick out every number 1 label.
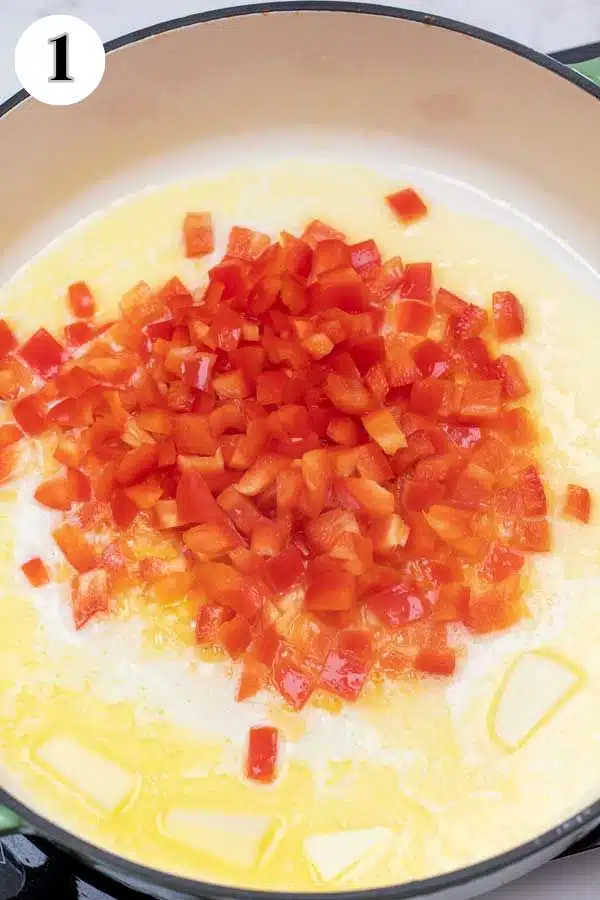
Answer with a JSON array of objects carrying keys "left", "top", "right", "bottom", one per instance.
[
  {"left": 14, "top": 15, "right": 105, "bottom": 106},
  {"left": 48, "top": 33, "right": 73, "bottom": 83}
]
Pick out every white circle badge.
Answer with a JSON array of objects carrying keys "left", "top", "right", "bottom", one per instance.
[{"left": 15, "top": 15, "right": 105, "bottom": 106}]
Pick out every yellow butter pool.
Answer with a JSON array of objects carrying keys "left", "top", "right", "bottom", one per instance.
[{"left": 1, "top": 161, "right": 600, "bottom": 890}]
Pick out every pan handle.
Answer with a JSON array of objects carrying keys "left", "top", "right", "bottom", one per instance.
[
  {"left": 0, "top": 805, "right": 24, "bottom": 836},
  {"left": 551, "top": 41, "right": 600, "bottom": 86}
]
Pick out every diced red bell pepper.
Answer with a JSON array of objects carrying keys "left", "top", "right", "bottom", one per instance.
[
  {"left": 424, "top": 505, "right": 479, "bottom": 556},
  {"left": 264, "top": 546, "right": 306, "bottom": 594},
  {"left": 208, "top": 261, "right": 248, "bottom": 306},
  {"left": 402, "top": 479, "right": 445, "bottom": 512},
  {"left": 0, "top": 423, "right": 22, "bottom": 449},
  {"left": 396, "top": 300, "right": 433, "bottom": 335},
  {"left": 494, "top": 354, "right": 529, "bottom": 399},
  {"left": 342, "top": 477, "right": 394, "bottom": 517},
  {"left": 276, "top": 469, "right": 306, "bottom": 515},
  {"left": 0, "top": 320, "right": 18, "bottom": 359},
  {"left": 110, "top": 489, "right": 139, "bottom": 528},
  {"left": 19, "top": 328, "right": 65, "bottom": 379},
  {"left": 436, "top": 287, "right": 468, "bottom": 316},
  {"left": 365, "top": 256, "right": 404, "bottom": 303},
  {"left": 414, "top": 647, "right": 456, "bottom": 676},
  {"left": 305, "top": 569, "right": 356, "bottom": 611},
  {"left": 400, "top": 263, "right": 432, "bottom": 301},
  {"left": 212, "top": 369, "right": 249, "bottom": 401},
  {"left": 72, "top": 568, "right": 111, "bottom": 629},
  {"left": 251, "top": 518, "right": 286, "bottom": 557},
  {"left": 366, "top": 583, "right": 428, "bottom": 630},
  {"left": 480, "top": 542, "right": 525, "bottom": 582},
  {"left": 174, "top": 413, "right": 217, "bottom": 455},
  {"left": 184, "top": 522, "right": 241, "bottom": 558},
  {"left": 157, "top": 276, "right": 194, "bottom": 312},
  {"left": 272, "top": 653, "right": 314, "bottom": 709},
  {"left": 448, "top": 304, "right": 487, "bottom": 340},
  {"left": 124, "top": 476, "right": 163, "bottom": 509},
  {"left": 64, "top": 321, "right": 97, "bottom": 347},
  {"left": 196, "top": 604, "right": 235, "bottom": 643},
  {"left": 219, "top": 615, "right": 252, "bottom": 658},
  {"left": 181, "top": 353, "right": 216, "bottom": 391},
  {"left": 355, "top": 443, "right": 394, "bottom": 482},
  {"left": 176, "top": 469, "right": 227, "bottom": 525},
  {"left": 206, "top": 305, "right": 245, "bottom": 352},
  {"left": 226, "top": 226, "right": 270, "bottom": 262},
  {"left": 315, "top": 267, "right": 367, "bottom": 313},
  {"left": 440, "top": 423, "right": 481, "bottom": 449},
  {"left": 459, "top": 380, "right": 502, "bottom": 420},
  {"left": 320, "top": 643, "right": 371, "bottom": 701},
  {"left": 0, "top": 357, "right": 32, "bottom": 401},
  {"left": 281, "top": 232, "right": 313, "bottom": 280},
  {"left": 371, "top": 513, "right": 410, "bottom": 553},
  {"left": 216, "top": 485, "right": 262, "bottom": 535},
  {"left": 183, "top": 211, "right": 214, "bottom": 257},
  {"left": 34, "top": 476, "right": 72, "bottom": 511},
  {"left": 386, "top": 188, "right": 428, "bottom": 224},
  {"left": 386, "top": 348, "right": 421, "bottom": 388},
  {"left": 465, "top": 583, "right": 524, "bottom": 634},
  {"left": 237, "top": 655, "right": 268, "bottom": 701},
  {"left": 236, "top": 454, "right": 291, "bottom": 497},
  {"left": 21, "top": 557, "right": 50, "bottom": 587},
  {"left": 312, "top": 239, "right": 351, "bottom": 276},
  {"left": 326, "top": 415, "right": 361, "bottom": 447},
  {"left": 516, "top": 465, "right": 547, "bottom": 517},
  {"left": 120, "top": 281, "right": 166, "bottom": 327},
  {"left": 301, "top": 219, "right": 346, "bottom": 247},
  {"left": 410, "top": 378, "right": 452, "bottom": 417},
  {"left": 412, "top": 339, "right": 451, "bottom": 378},
  {"left": 347, "top": 239, "right": 380, "bottom": 276},
  {"left": 115, "top": 444, "right": 158, "bottom": 487},
  {"left": 492, "top": 291, "right": 525, "bottom": 341},
  {"left": 325, "top": 373, "right": 373, "bottom": 415},
  {"left": 67, "top": 281, "right": 95, "bottom": 318},
  {"left": 362, "top": 409, "right": 406, "bottom": 455},
  {"left": 12, "top": 393, "right": 46, "bottom": 435},
  {"left": 563, "top": 484, "right": 591, "bottom": 523},
  {"left": 246, "top": 726, "right": 279, "bottom": 783},
  {"left": 53, "top": 523, "right": 98, "bottom": 573},
  {"left": 493, "top": 407, "right": 535, "bottom": 446},
  {"left": 458, "top": 337, "right": 495, "bottom": 378},
  {"left": 306, "top": 509, "right": 359, "bottom": 554}
]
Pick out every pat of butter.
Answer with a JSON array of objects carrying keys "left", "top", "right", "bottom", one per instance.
[
  {"left": 304, "top": 827, "right": 393, "bottom": 882},
  {"left": 34, "top": 735, "right": 137, "bottom": 813},
  {"left": 490, "top": 651, "right": 583, "bottom": 751},
  {"left": 161, "top": 809, "right": 277, "bottom": 868}
]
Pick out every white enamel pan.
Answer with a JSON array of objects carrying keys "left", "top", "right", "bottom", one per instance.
[{"left": 1, "top": 5, "right": 600, "bottom": 899}]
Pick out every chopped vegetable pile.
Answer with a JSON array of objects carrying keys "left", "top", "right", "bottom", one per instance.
[{"left": 0, "top": 186, "right": 592, "bottom": 784}]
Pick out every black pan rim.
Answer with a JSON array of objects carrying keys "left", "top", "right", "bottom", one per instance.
[{"left": 1, "top": 2, "right": 600, "bottom": 897}]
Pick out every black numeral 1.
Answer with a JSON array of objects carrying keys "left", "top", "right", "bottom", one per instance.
[{"left": 48, "top": 33, "right": 73, "bottom": 82}]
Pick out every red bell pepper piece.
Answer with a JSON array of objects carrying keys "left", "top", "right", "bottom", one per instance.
[
  {"left": 19, "top": 328, "right": 65, "bottom": 379},
  {"left": 492, "top": 291, "right": 525, "bottom": 341},
  {"left": 563, "top": 484, "right": 591, "bottom": 523},
  {"left": 21, "top": 557, "right": 50, "bottom": 587},
  {"left": 67, "top": 281, "right": 95, "bottom": 318},
  {"left": 246, "top": 726, "right": 279, "bottom": 783},
  {"left": 0, "top": 320, "right": 18, "bottom": 359},
  {"left": 386, "top": 188, "right": 428, "bottom": 224},
  {"left": 183, "top": 211, "right": 214, "bottom": 257}
]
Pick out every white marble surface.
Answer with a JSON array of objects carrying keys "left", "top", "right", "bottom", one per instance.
[
  {"left": 2, "top": 0, "right": 600, "bottom": 100},
  {"left": 2, "top": 0, "right": 600, "bottom": 898}
]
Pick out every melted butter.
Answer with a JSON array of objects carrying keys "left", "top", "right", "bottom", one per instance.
[{"left": 1, "top": 160, "right": 600, "bottom": 889}]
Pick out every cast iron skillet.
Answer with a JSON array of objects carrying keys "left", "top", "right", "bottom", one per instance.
[{"left": 1, "top": 5, "right": 600, "bottom": 899}]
